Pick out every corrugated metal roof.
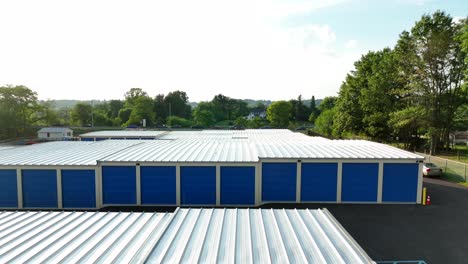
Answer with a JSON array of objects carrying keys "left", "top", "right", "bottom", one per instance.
[
  {"left": 0, "top": 130, "right": 423, "bottom": 165},
  {"left": 0, "top": 141, "right": 142, "bottom": 166},
  {"left": 0, "top": 208, "right": 374, "bottom": 264},
  {"left": 38, "top": 127, "right": 73, "bottom": 133},
  {"left": 255, "top": 140, "right": 423, "bottom": 160},
  {"left": 80, "top": 130, "right": 167, "bottom": 138},
  {"left": 100, "top": 131, "right": 422, "bottom": 162},
  {"left": 103, "top": 139, "right": 259, "bottom": 163},
  {"left": 0, "top": 146, "right": 16, "bottom": 151}
]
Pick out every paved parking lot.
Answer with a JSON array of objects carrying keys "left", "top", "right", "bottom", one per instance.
[{"left": 263, "top": 179, "right": 468, "bottom": 263}]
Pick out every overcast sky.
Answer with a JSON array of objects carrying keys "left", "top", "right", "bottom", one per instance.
[{"left": 0, "top": 0, "right": 466, "bottom": 102}]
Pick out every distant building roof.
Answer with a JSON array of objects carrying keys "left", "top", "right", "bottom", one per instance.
[
  {"left": 0, "top": 208, "right": 373, "bottom": 263},
  {"left": 0, "top": 141, "right": 141, "bottom": 166},
  {"left": 80, "top": 130, "right": 167, "bottom": 138},
  {"left": 38, "top": 127, "right": 73, "bottom": 133}
]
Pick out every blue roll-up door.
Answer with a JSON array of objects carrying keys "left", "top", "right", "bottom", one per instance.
[
  {"left": 95, "top": 138, "right": 107, "bottom": 141},
  {"left": 221, "top": 166, "right": 255, "bottom": 205},
  {"left": 62, "top": 170, "right": 96, "bottom": 208},
  {"left": 141, "top": 166, "right": 176, "bottom": 205},
  {"left": 181, "top": 166, "right": 216, "bottom": 205},
  {"left": 262, "top": 163, "right": 297, "bottom": 202},
  {"left": 0, "top": 170, "right": 17, "bottom": 207},
  {"left": 301, "top": 163, "right": 337, "bottom": 202},
  {"left": 22, "top": 170, "right": 57, "bottom": 208},
  {"left": 81, "top": 138, "right": 94, "bottom": 141},
  {"left": 342, "top": 163, "right": 378, "bottom": 202},
  {"left": 383, "top": 163, "right": 419, "bottom": 202},
  {"left": 102, "top": 166, "right": 136, "bottom": 204}
]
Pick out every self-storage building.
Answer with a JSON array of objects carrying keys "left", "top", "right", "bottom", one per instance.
[{"left": 0, "top": 130, "right": 424, "bottom": 209}]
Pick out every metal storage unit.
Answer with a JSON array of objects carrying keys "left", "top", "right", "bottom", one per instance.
[
  {"left": 180, "top": 166, "right": 216, "bottom": 205},
  {"left": 61, "top": 170, "right": 96, "bottom": 208},
  {"left": 301, "top": 163, "right": 338, "bottom": 202},
  {"left": 0, "top": 170, "right": 17, "bottom": 207},
  {"left": 383, "top": 163, "right": 419, "bottom": 202},
  {"left": 141, "top": 166, "right": 176, "bottom": 205},
  {"left": 102, "top": 166, "right": 136, "bottom": 205},
  {"left": 342, "top": 163, "right": 379, "bottom": 202},
  {"left": 262, "top": 163, "right": 297, "bottom": 202},
  {"left": 22, "top": 170, "right": 57, "bottom": 208},
  {"left": 220, "top": 166, "right": 255, "bottom": 205}
]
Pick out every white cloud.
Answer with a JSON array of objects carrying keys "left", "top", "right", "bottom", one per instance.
[
  {"left": 289, "top": 25, "right": 337, "bottom": 49},
  {"left": 345, "top": 39, "right": 358, "bottom": 49},
  {"left": 0, "top": 0, "right": 358, "bottom": 101}
]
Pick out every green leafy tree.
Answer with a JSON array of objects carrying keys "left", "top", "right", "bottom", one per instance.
[
  {"left": 295, "top": 95, "right": 309, "bottom": 122},
  {"left": 166, "top": 116, "right": 192, "bottom": 127},
  {"left": 315, "top": 109, "right": 336, "bottom": 137},
  {"left": 164, "top": 90, "right": 191, "bottom": 119},
  {"left": 389, "top": 106, "right": 427, "bottom": 149},
  {"left": 124, "top": 88, "right": 148, "bottom": 107},
  {"left": 118, "top": 108, "right": 132, "bottom": 124},
  {"left": 267, "top": 101, "right": 292, "bottom": 128},
  {"left": 403, "top": 11, "right": 467, "bottom": 153},
  {"left": 308, "top": 95, "right": 319, "bottom": 123},
  {"left": 318, "top": 96, "right": 337, "bottom": 111},
  {"left": 234, "top": 117, "right": 248, "bottom": 127},
  {"left": 193, "top": 102, "right": 216, "bottom": 127},
  {"left": 154, "top": 94, "right": 167, "bottom": 124},
  {"left": 288, "top": 98, "right": 298, "bottom": 121},
  {"left": 211, "top": 94, "right": 230, "bottom": 121},
  {"left": 126, "top": 96, "right": 155, "bottom": 127},
  {"left": 333, "top": 77, "right": 364, "bottom": 137},
  {"left": 247, "top": 116, "right": 264, "bottom": 128},
  {"left": 71, "top": 103, "right": 92, "bottom": 126},
  {"left": 93, "top": 112, "right": 113, "bottom": 126},
  {"left": 231, "top": 100, "right": 250, "bottom": 120},
  {"left": 32, "top": 101, "right": 60, "bottom": 126},
  {"left": 0, "top": 85, "right": 38, "bottom": 138},
  {"left": 108, "top": 100, "right": 124, "bottom": 120}
]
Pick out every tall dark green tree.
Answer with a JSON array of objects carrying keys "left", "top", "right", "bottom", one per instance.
[
  {"left": 295, "top": 95, "right": 309, "bottom": 122},
  {"left": 71, "top": 103, "right": 92, "bottom": 126},
  {"left": 164, "top": 90, "right": 191, "bottom": 119},
  {"left": 0, "top": 85, "right": 38, "bottom": 138},
  {"left": 403, "top": 11, "right": 467, "bottom": 153},
  {"left": 153, "top": 94, "right": 167, "bottom": 124}
]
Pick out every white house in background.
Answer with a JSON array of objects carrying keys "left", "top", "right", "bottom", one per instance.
[
  {"left": 451, "top": 131, "right": 468, "bottom": 145},
  {"left": 246, "top": 110, "right": 266, "bottom": 120},
  {"left": 38, "top": 127, "right": 73, "bottom": 141}
]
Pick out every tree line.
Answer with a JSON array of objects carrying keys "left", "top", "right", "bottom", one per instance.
[
  {"left": 312, "top": 11, "right": 467, "bottom": 154},
  {"left": 0, "top": 83, "right": 322, "bottom": 140}
]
